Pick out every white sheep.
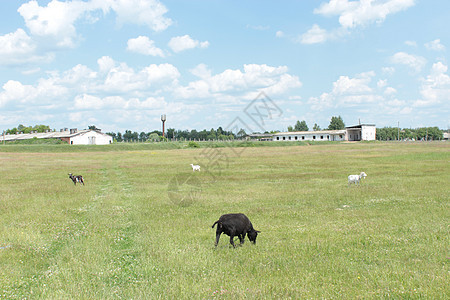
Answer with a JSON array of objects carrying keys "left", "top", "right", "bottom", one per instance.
[
  {"left": 190, "top": 164, "right": 201, "bottom": 172},
  {"left": 348, "top": 172, "right": 367, "bottom": 186}
]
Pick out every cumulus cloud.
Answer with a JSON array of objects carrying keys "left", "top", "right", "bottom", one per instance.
[
  {"left": 425, "top": 39, "right": 446, "bottom": 51},
  {"left": 108, "top": 0, "right": 172, "bottom": 31},
  {"left": 127, "top": 36, "right": 165, "bottom": 57},
  {"left": 314, "top": 0, "right": 415, "bottom": 29},
  {"left": 168, "top": 35, "right": 209, "bottom": 53},
  {"left": 175, "top": 64, "right": 301, "bottom": 99},
  {"left": 18, "top": 0, "right": 91, "bottom": 48},
  {"left": 308, "top": 71, "right": 381, "bottom": 110},
  {"left": 18, "top": 0, "right": 171, "bottom": 46},
  {"left": 0, "top": 28, "right": 53, "bottom": 65},
  {"left": 301, "top": 0, "right": 415, "bottom": 44},
  {"left": 276, "top": 31, "right": 285, "bottom": 38},
  {"left": 74, "top": 94, "right": 166, "bottom": 110},
  {"left": 390, "top": 52, "right": 426, "bottom": 73},
  {"left": 300, "top": 25, "right": 328, "bottom": 44},
  {"left": 415, "top": 62, "right": 450, "bottom": 107}
]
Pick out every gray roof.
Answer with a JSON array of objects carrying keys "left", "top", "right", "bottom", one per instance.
[
  {"left": 0, "top": 129, "right": 106, "bottom": 141},
  {"left": 273, "top": 129, "right": 346, "bottom": 136}
]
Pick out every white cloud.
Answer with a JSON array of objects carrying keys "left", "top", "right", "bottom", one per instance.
[
  {"left": 127, "top": 36, "right": 165, "bottom": 57},
  {"left": 190, "top": 64, "right": 212, "bottom": 79},
  {"left": 101, "top": 62, "right": 180, "bottom": 93},
  {"left": 308, "top": 71, "right": 380, "bottom": 110},
  {"left": 390, "top": 52, "right": 426, "bottom": 73},
  {"left": 314, "top": 0, "right": 415, "bottom": 29},
  {"left": 300, "top": 0, "right": 415, "bottom": 44},
  {"left": 97, "top": 56, "right": 116, "bottom": 73},
  {"left": 0, "top": 28, "right": 35, "bottom": 56},
  {"left": 74, "top": 94, "right": 166, "bottom": 110},
  {"left": 0, "top": 28, "right": 53, "bottom": 65},
  {"left": 300, "top": 25, "right": 328, "bottom": 44},
  {"left": 168, "top": 35, "right": 209, "bottom": 53},
  {"left": 405, "top": 40, "right": 417, "bottom": 47},
  {"left": 18, "top": 0, "right": 90, "bottom": 48},
  {"left": 16, "top": 0, "right": 171, "bottom": 50},
  {"left": 425, "top": 39, "right": 446, "bottom": 51},
  {"left": 109, "top": 0, "right": 172, "bottom": 31},
  {"left": 276, "top": 31, "right": 285, "bottom": 38},
  {"left": 175, "top": 64, "right": 301, "bottom": 100},
  {"left": 415, "top": 62, "right": 450, "bottom": 107}
]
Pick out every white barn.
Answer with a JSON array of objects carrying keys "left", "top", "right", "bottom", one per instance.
[
  {"left": 272, "top": 124, "right": 376, "bottom": 142},
  {"left": 273, "top": 130, "right": 347, "bottom": 142},
  {"left": 1, "top": 128, "right": 113, "bottom": 145},
  {"left": 61, "top": 129, "right": 113, "bottom": 145}
]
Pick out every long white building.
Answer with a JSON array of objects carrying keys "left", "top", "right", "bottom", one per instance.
[
  {"left": 1, "top": 128, "right": 113, "bottom": 145},
  {"left": 272, "top": 124, "right": 376, "bottom": 142}
]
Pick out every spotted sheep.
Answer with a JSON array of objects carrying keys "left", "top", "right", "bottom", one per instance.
[{"left": 68, "top": 173, "right": 84, "bottom": 185}]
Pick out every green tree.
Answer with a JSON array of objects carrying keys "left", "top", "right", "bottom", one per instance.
[
  {"left": 287, "top": 126, "right": 294, "bottom": 132},
  {"left": 313, "top": 123, "right": 321, "bottom": 131},
  {"left": 148, "top": 133, "right": 160, "bottom": 142},
  {"left": 237, "top": 129, "right": 247, "bottom": 139},
  {"left": 328, "top": 116, "right": 345, "bottom": 130},
  {"left": 294, "top": 120, "right": 308, "bottom": 131}
]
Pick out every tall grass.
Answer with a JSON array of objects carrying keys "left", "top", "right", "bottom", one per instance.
[{"left": 0, "top": 142, "right": 448, "bottom": 298}]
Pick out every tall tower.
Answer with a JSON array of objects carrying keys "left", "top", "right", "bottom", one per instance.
[{"left": 161, "top": 114, "right": 166, "bottom": 138}]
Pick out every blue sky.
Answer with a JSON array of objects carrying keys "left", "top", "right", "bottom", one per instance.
[{"left": 1, "top": 0, "right": 449, "bottom": 133}]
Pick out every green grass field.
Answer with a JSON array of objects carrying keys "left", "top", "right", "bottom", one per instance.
[{"left": 0, "top": 142, "right": 448, "bottom": 298}]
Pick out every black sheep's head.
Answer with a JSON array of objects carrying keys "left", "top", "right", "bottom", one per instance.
[{"left": 248, "top": 230, "right": 261, "bottom": 244}]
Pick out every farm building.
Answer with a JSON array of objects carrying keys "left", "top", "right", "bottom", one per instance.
[
  {"left": 0, "top": 128, "right": 113, "bottom": 145},
  {"left": 272, "top": 124, "right": 376, "bottom": 142}
]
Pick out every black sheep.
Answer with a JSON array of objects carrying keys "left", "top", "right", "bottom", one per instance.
[{"left": 212, "top": 213, "right": 260, "bottom": 247}]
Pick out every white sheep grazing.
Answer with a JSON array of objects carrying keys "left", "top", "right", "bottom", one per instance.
[
  {"left": 348, "top": 172, "right": 367, "bottom": 186},
  {"left": 190, "top": 164, "right": 201, "bottom": 172}
]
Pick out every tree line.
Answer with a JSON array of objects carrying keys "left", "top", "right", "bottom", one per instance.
[
  {"left": 105, "top": 127, "right": 238, "bottom": 142},
  {"left": 287, "top": 116, "right": 345, "bottom": 132},
  {"left": 4, "top": 124, "right": 51, "bottom": 134},
  {"left": 2, "top": 121, "right": 447, "bottom": 142},
  {"left": 376, "top": 127, "right": 443, "bottom": 141}
]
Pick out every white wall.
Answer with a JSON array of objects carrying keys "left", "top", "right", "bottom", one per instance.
[
  {"left": 361, "top": 126, "right": 376, "bottom": 141},
  {"left": 273, "top": 132, "right": 346, "bottom": 141},
  {"left": 70, "top": 131, "right": 112, "bottom": 145}
]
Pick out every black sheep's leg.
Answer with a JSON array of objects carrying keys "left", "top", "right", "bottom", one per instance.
[
  {"left": 215, "top": 231, "right": 222, "bottom": 247},
  {"left": 239, "top": 234, "right": 245, "bottom": 245},
  {"left": 229, "top": 235, "right": 236, "bottom": 248}
]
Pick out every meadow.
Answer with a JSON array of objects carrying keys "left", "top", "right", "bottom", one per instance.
[{"left": 0, "top": 142, "right": 448, "bottom": 298}]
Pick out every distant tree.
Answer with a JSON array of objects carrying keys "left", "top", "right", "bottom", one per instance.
[
  {"left": 328, "top": 116, "right": 345, "bottom": 130},
  {"left": 89, "top": 125, "right": 99, "bottom": 130},
  {"left": 117, "top": 132, "right": 123, "bottom": 142},
  {"left": 294, "top": 120, "right": 309, "bottom": 131},
  {"left": 167, "top": 128, "right": 175, "bottom": 139},
  {"left": 287, "top": 126, "right": 294, "bottom": 132},
  {"left": 237, "top": 128, "right": 247, "bottom": 139},
  {"left": 139, "top": 131, "right": 148, "bottom": 141},
  {"left": 313, "top": 123, "right": 321, "bottom": 131},
  {"left": 106, "top": 132, "right": 117, "bottom": 141},
  {"left": 148, "top": 133, "right": 160, "bottom": 142}
]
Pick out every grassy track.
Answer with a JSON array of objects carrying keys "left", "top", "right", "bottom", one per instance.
[{"left": 0, "top": 142, "right": 448, "bottom": 298}]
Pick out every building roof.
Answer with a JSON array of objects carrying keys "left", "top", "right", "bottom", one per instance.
[
  {"left": 273, "top": 129, "right": 346, "bottom": 136},
  {"left": 346, "top": 124, "right": 376, "bottom": 129},
  {"left": 0, "top": 129, "right": 109, "bottom": 142}
]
